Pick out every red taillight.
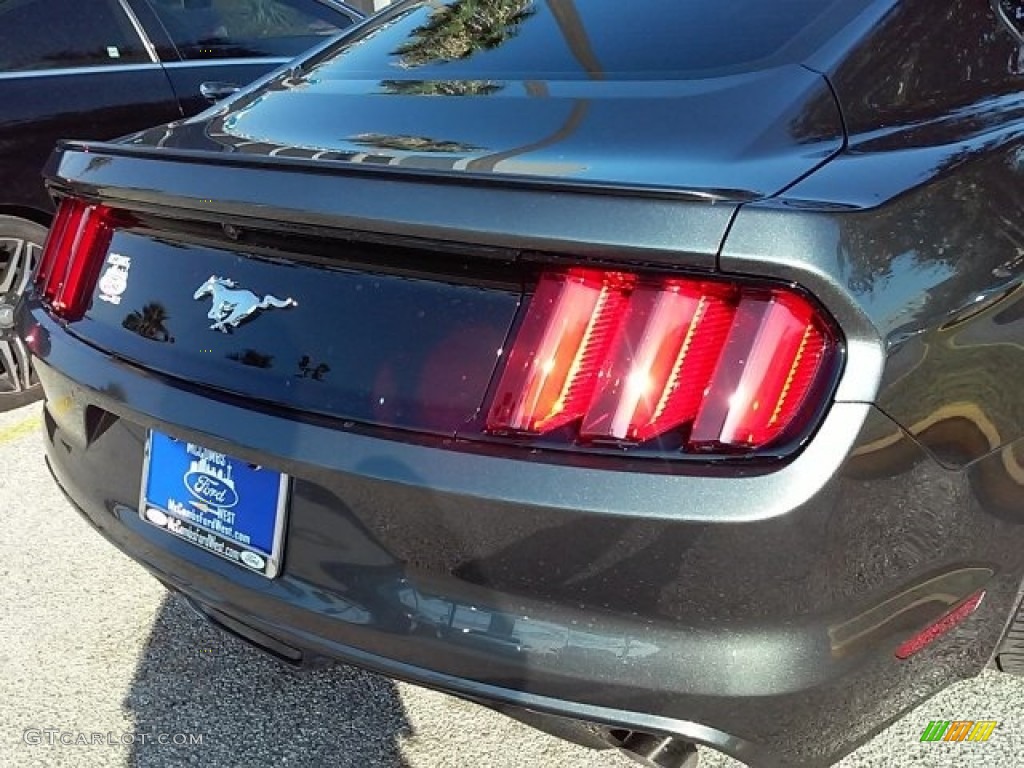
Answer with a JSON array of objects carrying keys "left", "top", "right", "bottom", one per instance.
[
  {"left": 486, "top": 268, "right": 839, "bottom": 456},
  {"left": 35, "top": 199, "right": 119, "bottom": 319}
]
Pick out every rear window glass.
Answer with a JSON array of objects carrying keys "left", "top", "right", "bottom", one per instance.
[
  {"left": 0, "top": 0, "right": 149, "bottom": 72},
  {"left": 315, "top": 0, "right": 870, "bottom": 80}
]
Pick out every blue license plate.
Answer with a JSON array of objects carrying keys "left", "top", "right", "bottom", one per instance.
[{"left": 139, "top": 431, "right": 289, "bottom": 578}]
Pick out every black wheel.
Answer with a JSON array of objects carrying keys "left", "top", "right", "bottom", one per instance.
[
  {"left": 995, "top": 596, "right": 1024, "bottom": 674},
  {"left": 0, "top": 214, "right": 46, "bottom": 411}
]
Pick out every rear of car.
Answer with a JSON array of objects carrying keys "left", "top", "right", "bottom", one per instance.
[{"left": 18, "top": 1, "right": 1024, "bottom": 766}]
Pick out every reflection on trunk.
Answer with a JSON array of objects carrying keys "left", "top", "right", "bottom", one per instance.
[
  {"left": 392, "top": 0, "right": 535, "bottom": 69},
  {"left": 347, "top": 132, "right": 483, "bottom": 152},
  {"left": 227, "top": 349, "right": 274, "bottom": 368},
  {"left": 297, "top": 355, "right": 331, "bottom": 381},
  {"left": 379, "top": 79, "right": 503, "bottom": 96},
  {"left": 123, "top": 304, "right": 173, "bottom": 343}
]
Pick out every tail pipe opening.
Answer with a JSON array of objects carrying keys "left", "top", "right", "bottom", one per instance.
[{"left": 607, "top": 730, "right": 700, "bottom": 768}]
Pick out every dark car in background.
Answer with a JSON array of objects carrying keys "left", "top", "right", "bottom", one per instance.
[
  {"left": 18, "top": 0, "right": 1024, "bottom": 766},
  {"left": 0, "top": 0, "right": 362, "bottom": 407}
]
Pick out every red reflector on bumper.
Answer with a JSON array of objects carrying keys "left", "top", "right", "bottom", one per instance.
[{"left": 894, "top": 591, "right": 986, "bottom": 660}]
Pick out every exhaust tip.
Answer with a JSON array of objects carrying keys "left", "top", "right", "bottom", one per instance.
[{"left": 607, "top": 730, "right": 700, "bottom": 768}]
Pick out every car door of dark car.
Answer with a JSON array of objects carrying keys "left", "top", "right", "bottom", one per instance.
[
  {"left": 135, "top": 0, "right": 360, "bottom": 117},
  {"left": 0, "top": 0, "right": 182, "bottom": 215}
]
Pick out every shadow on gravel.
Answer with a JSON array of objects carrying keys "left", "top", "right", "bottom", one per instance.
[{"left": 125, "top": 593, "right": 412, "bottom": 767}]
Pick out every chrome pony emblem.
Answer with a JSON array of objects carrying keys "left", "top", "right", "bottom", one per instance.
[{"left": 193, "top": 275, "right": 297, "bottom": 333}]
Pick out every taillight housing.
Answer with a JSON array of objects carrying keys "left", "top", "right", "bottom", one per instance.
[
  {"left": 35, "top": 199, "right": 122, "bottom": 320},
  {"left": 486, "top": 268, "right": 841, "bottom": 458}
]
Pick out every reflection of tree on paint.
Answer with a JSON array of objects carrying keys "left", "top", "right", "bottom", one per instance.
[
  {"left": 392, "top": 0, "right": 535, "bottom": 69},
  {"left": 84, "top": 156, "right": 113, "bottom": 174},
  {"left": 378, "top": 79, "right": 503, "bottom": 97},
  {"left": 123, "top": 304, "right": 173, "bottom": 343},
  {"left": 227, "top": 349, "right": 274, "bottom": 368},
  {"left": 838, "top": 137, "right": 1020, "bottom": 300},
  {"left": 347, "top": 132, "right": 484, "bottom": 152}
]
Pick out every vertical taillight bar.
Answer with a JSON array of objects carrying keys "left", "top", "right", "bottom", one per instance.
[
  {"left": 580, "top": 282, "right": 737, "bottom": 442},
  {"left": 34, "top": 199, "right": 119, "bottom": 320},
  {"left": 35, "top": 200, "right": 85, "bottom": 294},
  {"left": 486, "top": 270, "right": 632, "bottom": 433},
  {"left": 691, "top": 293, "right": 828, "bottom": 449}
]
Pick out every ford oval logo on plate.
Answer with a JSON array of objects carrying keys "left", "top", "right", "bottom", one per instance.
[
  {"left": 240, "top": 551, "right": 266, "bottom": 570},
  {"left": 184, "top": 469, "right": 239, "bottom": 509}
]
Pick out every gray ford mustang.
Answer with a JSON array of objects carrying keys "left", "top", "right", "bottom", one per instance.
[{"left": 18, "top": 1, "right": 1024, "bottom": 766}]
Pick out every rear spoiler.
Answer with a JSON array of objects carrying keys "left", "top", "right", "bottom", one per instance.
[{"left": 45, "top": 140, "right": 738, "bottom": 269}]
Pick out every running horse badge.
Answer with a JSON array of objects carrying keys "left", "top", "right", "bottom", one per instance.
[{"left": 193, "top": 275, "right": 297, "bottom": 332}]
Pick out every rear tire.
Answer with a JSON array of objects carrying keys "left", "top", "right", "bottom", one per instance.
[
  {"left": 994, "top": 595, "right": 1024, "bottom": 674},
  {"left": 0, "top": 214, "right": 46, "bottom": 411}
]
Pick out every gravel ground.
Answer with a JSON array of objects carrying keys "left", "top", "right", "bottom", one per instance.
[{"left": 1, "top": 402, "right": 1021, "bottom": 768}]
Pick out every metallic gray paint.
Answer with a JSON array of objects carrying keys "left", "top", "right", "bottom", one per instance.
[{"left": 18, "top": 1, "right": 1024, "bottom": 765}]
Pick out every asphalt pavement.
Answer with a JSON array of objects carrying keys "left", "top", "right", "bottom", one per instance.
[{"left": 1, "top": 401, "right": 1021, "bottom": 768}]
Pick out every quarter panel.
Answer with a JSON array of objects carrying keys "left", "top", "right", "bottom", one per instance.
[
  {"left": 724, "top": 130, "right": 1024, "bottom": 467},
  {"left": 774, "top": 0, "right": 1024, "bottom": 467},
  {"left": 812, "top": 0, "right": 1024, "bottom": 138}
]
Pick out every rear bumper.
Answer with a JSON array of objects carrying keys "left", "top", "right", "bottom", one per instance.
[{"left": 24, "top": 303, "right": 1024, "bottom": 767}]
